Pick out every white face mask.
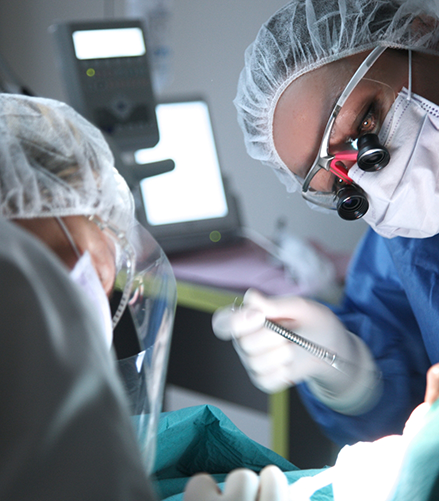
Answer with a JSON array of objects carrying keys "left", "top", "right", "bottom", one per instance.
[
  {"left": 70, "top": 251, "right": 113, "bottom": 349},
  {"left": 349, "top": 87, "right": 439, "bottom": 239}
]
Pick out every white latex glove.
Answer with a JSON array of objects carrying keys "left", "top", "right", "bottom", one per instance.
[
  {"left": 183, "top": 466, "right": 289, "bottom": 501},
  {"left": 212, "top": 289, "right": 381, "bottom": 415}
]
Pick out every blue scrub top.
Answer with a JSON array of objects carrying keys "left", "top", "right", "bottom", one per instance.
[{"left": 298, "top": 228, "right": 436, "bottom": 445}]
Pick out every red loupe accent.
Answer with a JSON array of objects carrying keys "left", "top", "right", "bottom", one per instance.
[{"left": 329, "top": 150, "right": 358, "bottom": 183}]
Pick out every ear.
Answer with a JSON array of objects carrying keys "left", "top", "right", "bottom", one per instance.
[{"left": 411, "top": 15, "right": 439, "bottom": 42}]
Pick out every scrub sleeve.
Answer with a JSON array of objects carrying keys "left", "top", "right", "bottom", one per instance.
[{"left": 298, "top": 228, "right": 435, "bottom": 445}]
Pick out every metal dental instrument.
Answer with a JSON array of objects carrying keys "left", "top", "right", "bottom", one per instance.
[
  {"left": 264, "top": 318, "right": 343, "bottom": 371},
  {"left": 265, "top": 318, "right": 382, "bottom": 391}
]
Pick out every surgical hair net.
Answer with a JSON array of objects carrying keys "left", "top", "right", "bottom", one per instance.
[
  {"left": 0, "top": 93, "right": 134, "bottom": 231},
  {"left": 234, "top": 0, "right": 439, "bottom": 193}
]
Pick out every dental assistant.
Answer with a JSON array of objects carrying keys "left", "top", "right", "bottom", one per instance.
[
  {"left": 0, "top": 93, "right": 159, "bottom": 500},
  {"left": 213, "top": 0, "right": 439, "bottom": 446}
]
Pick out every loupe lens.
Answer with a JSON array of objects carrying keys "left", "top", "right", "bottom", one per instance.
[
  {"left": 357, "top": 133, "right": 390, "bottom": 172},
  {"left": 336, "top": 185, "right": 369, "bottom": 220}
]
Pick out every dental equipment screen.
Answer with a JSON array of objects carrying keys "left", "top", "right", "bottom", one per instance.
[
  {"left": 51, "top": 19, "right": 159, "bottom": 150},
  {"left": 72, "top": 27, "right": 146, "bottom": 60},
  {"left": 138, "top": 99, "right": 241, "bottom": 253},
  {"left": 139, "top": 100, "right": 227, "bottom": 225}
]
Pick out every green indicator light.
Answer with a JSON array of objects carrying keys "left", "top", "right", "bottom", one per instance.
[
  {"left": 210, "top": 230, "right": 221, "bottom": 243},
  {"left": 86, "top": 68, "right": 96, "bottom": 77}
]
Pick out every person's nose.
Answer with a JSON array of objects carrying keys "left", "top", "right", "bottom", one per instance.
[
  {"left": 329, "top": 150, "right": 358, "bottom": 183},
  {"left": 333, "top": 149, "right": 358, "bottom": 171}
]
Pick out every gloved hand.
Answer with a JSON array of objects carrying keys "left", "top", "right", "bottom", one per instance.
[
  {"left": 183, "top": 466, "right": 289, "bottom": 501},
  {"left": 212, "top": 289, "right": 381, "bottom": 415}
]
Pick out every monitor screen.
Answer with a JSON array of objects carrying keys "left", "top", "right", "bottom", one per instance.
[
  {"left": 72, "top": 27, "right": 146, "bottom": 60},
  {"left": 51, "top": 19, "right": 160, "bottom": 150},
  {"left": 137, "top": 98, "right": 241, "bottom": 253},
  {"left": 139, "top": 100, "right": 229, "bottom": 226}
]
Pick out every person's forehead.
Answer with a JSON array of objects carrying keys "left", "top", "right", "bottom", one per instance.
[{"left": 272, "top": 58, "right": 360, "bottom": 178}]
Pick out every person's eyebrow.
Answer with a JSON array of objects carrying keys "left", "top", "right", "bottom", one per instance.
[{"left": 315, "top": 91, "right": 344, "bottom": 155}]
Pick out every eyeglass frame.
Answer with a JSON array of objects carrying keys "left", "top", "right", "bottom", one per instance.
[{"left": 301, "top": 46, "right": 388, "bottom": 197}]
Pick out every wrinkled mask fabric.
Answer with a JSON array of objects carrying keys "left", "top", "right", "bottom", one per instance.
[
  {"left": 350, "top": 88, "right": 439, "bottom": 239},
  {"left": 69, "top": 251, "right": 113, "bottom": 349}
]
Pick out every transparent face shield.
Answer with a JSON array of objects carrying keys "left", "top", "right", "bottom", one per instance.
[
  {"left": 96, "top": 219, "right": 177, "bottom": 475},
  {"left": 300, "top": 46, "right": 396, "bottom": 220}
]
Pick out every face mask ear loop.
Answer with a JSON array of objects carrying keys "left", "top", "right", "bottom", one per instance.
[
  {"left": 56, "top": 216, "right": 82, "bottom": 260},
  {"left": 407, "top": 49, "right": 412, "bottom": 101}
]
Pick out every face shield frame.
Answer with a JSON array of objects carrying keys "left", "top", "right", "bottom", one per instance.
[
  {"left": 88, "top": 214, "right": 177, "bottom": 475},
  {"left": 109, "top": 220, "right": 177, "bottom": 476},
  {"left": 88, "top": 215, "right": 136, "bottom": 328},
  {"left": 301, "top": 46, "right": 391, "bottom": 220}
]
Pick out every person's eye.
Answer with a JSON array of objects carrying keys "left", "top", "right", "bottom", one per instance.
[{"left": 358, "top": 103, "right": 379, "bottom": 135}]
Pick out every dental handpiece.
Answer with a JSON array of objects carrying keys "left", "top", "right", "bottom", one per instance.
[{"left": 264, "top": 318, "right": 341, "bottom": 369}]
